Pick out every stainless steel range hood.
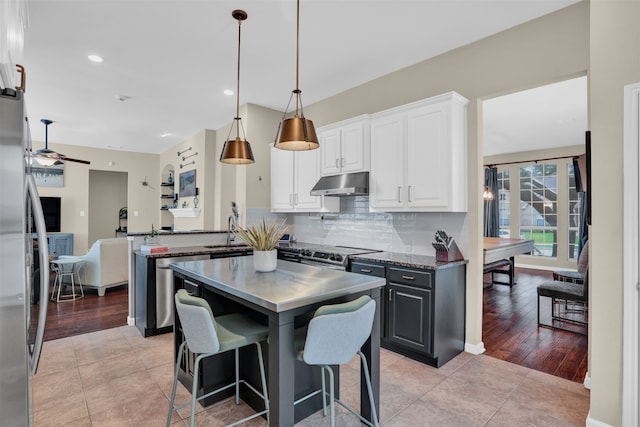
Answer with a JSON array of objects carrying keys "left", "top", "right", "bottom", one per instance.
[{"left": 310, "top": 171, "right": 369, "bottom": 196}]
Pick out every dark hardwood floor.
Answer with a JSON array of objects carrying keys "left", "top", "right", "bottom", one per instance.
[
  {"left": 42, "top": 282, "right": 129, "bottom": 342},
  {"left": 40, "top": 267, "right": 588, "bottom": 383},
  {"left": 483, "top": 267, "right": 588, "bottom": 383}
]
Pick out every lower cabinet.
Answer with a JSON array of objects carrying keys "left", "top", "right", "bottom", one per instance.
[
  {"left": 387, "top": 282, "right": 433, "bottom": 355},
  {"left": 33, "top": 232, "right": 73, "bottom": 257},
  {"left": 350, "top": 260, "right": 466, "bottom": 368}
]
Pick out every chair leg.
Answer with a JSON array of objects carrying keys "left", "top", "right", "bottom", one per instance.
[
  {"left": 166, "top": 342, "right": 186, "bottom": 427},
  {"left": 235, "top": 347, "right": 240, "bottom": 404},
  {"left": 537, "top": 294, "right": 541, "bottom": 326},
  {"left": 321, "top": 365, "right": 327, "bottom": 416},
  {"left": 324, "top": 365, "right": 335, "bottom": 427},
  {"left": 75, "top": 269, "right": 84, "bottom": 298},
  {"left": 255, "top": 342, "right": 269, "bottom": 423},
  {"left": 358, "top": 351, "right": 379, "bottom": 427},
  {"left": 190, "top": 354, "right": 204, "bottom": 427}
]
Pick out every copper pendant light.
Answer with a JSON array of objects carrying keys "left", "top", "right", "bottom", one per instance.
[
  {"left": 220, "top": 9, "right": 255, "bottom": 164},
  {"left": 274, "top": 0, "right": 318, "bottom": 151}
]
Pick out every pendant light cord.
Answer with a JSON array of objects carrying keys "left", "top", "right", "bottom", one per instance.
[
  {"left": 236, "top": 15, "right": 242, "bottom": 140},
  {"left": 295, "top": 0, "right": 300, "bottom": 113}
]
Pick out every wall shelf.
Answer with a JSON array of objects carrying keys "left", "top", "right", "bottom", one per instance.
[{"left": 169, "top": 208, "right": 201, "bottom": 218}]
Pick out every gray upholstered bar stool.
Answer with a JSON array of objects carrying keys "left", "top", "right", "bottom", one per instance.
[
  {"left": 166, "top": 289, "right": 269, "bottom": 427},
  {"left": 294, "top": 295, "right": 379, "bottom": 427}
]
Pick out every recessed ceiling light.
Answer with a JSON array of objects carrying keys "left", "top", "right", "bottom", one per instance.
[
  {"left": 88, "top": 54, "right": 104, "bottom": 63},
  {"left": 160, "top": 132, "right": 171, "bottom": 138},
  {"left": 223, "top": 89, "right": 234, "bottom": 96}
]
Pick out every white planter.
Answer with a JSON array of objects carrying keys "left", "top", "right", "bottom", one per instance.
[{"left": 253, "top": 249, "right": 277, "bottom": 272}]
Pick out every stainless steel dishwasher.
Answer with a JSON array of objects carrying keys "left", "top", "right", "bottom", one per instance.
[{"left": 155, "top": 255, "right": 210, "bottom": 329}]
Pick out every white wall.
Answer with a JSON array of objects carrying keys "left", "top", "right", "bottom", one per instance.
[
  {"left": 36, "top": 143, "right": 159, "bottom": 254},
  {"left": 589, "top": 1, "right": 640, "bottom": 425},
  {"left": 88, "top": 170, "right": 127, "bottom": 245},
  {"left": 158, "top": 129, "right": 217, "bottom": 232},
  {"left": 304, "top": 0, "right": 588, "bottom": 366}
]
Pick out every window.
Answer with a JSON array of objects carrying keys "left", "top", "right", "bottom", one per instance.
[
  {"left": 568, "top": 164, "right": 581, "bottom": 259},
  {"left": 519, "top": 164, "right": 557, "bottom": 257},
  {"left": 497, "top": 170, "right": 510, "bottom": 238}
]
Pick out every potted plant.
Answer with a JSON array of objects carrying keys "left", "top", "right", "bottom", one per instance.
[
  {"left": 144, "top": 224, "right": 160, "bottom": 245},
  {"left": 234, "top": 218, "right": 289, "bottom": 272}
]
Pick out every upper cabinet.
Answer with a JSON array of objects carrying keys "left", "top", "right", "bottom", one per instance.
[
  {"left": 318, "top": 115, "right": 370, "bottom": 176},
  {"left": 0, "top": 0, "right": 27, "bottom": 89},
  {"left": 270, "top": 147, "right": 339, "bottom": 213},
  {"left": 369, "top": 92, "right": 469, "bottom": 212}
]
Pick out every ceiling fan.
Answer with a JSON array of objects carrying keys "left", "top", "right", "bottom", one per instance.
[{"left": 32, "top": 119, "right": 91, "bottom": 165}]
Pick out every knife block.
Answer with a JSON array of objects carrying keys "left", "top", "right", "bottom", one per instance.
[{"left": 434, "top": 240, "right": 464, "bottom": 262}]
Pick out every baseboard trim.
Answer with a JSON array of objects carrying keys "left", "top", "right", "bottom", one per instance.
[
  {"left": 586, "top": 411, "right": 613, "bottom": 427},
  {"left": 127, "top": 316, "right": 135, "bottom": 326},
  {"left": 583, "top": 370, "right": 591, "bottom": 389},
  {"left": 464, "top": 341, "right": 486, "bottom": 355}
]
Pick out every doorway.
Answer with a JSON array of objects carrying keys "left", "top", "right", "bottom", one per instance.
[
  {"left": 88, "top": 170, "right": 128, "bottom": 245},
  {"left": 481, "top": 76, "right": 589, "bottom": 382}
]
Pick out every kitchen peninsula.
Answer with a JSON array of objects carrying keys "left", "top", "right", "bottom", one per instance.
[{"left": 170, "top": 256, "right": 385, "bottom": 426}]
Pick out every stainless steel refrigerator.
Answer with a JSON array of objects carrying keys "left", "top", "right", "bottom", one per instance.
[{"left": 0, "top": 87, "right": 50, "bottom": 426}]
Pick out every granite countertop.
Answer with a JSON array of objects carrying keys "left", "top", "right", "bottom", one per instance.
[
  {"left": 170, "top": 256, "right": 385, "bottom": 313},
  {"left": 350, "top": 251, "right": 467, "bottom": 270},
  {"left": 126, "top": 230, "right": 226, "bottom": 237},
  {"left": 135, "top": 244, "right": 252, "bottom": 259}
]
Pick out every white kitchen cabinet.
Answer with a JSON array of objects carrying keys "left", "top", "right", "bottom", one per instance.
[
  {"left": 0, "top": 0, "right": 27, "bottom": 89},
  {"left": 270, "top": 147, "right": 339, "bottom": 213},
  {"left": 370, "top": 92, "right": 469, "bottom": 212},
  {"left": 318, "top": 115, "right": 369, "bottom": 176}
]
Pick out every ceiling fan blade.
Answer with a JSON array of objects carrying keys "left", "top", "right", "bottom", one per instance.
[
  {"left": 59, "top": 155, "right": 91, "bottom": 165},
  {"left": 37, "top": 119, "right": 90, "bottom": 165}
]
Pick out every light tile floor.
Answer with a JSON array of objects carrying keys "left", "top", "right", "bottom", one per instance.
[{"left": 33, "top": 326, "right": 590, "bottom": 426}]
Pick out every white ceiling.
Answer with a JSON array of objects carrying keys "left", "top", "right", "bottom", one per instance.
[
  {"left": 483, "top": 76, "right": 588, "bottom": 157},
  {"left": 22, "top": 0, "right": 581, "bottom": 155}
]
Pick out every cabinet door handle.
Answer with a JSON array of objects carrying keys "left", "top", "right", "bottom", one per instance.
[
  {"left": 408, "top": 185, "right": 412, "bottom": 202},
  {"left": 398, "top": 186, "right": 402, "bottom": 203},
  {"left": 336, "top": 158, "right": 340, "bottom": 168},
  {"left": 402, "top": 275, "right": 415, "bottom": 280},
  {"left": 341, "top": 157, "right": 345, "bottom": 168},
  {"left": 361, "top": 268, "right": 372, "bottom": 273},
  {"left": 294, "top": 193, "right": 298, "bottom": 205},
  {"left": 289, "top": 194, "right": 293, "bottom": 206},
  {"left": 388, "top": 288, "right": 393, "bottom": 301}
]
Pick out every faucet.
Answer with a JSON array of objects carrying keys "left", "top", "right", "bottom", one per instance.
[
  {"left": 227, "top": 215, "right": 236, "bottom": 246},
  {"left": 227, "top": 201, "right": 239, "bottom": 246}
]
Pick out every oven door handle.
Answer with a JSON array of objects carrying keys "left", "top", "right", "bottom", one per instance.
[{"left": 299, "top": 259, "right": 346, "bottom": 271}]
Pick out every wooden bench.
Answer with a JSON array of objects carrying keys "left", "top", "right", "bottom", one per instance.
[{"left": 483, "top": 257, "right": 514, "bottom": 287}]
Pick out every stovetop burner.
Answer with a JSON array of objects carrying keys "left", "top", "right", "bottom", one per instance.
[{"left": 279, "top": 243, "right": 380, "bottom": 267}]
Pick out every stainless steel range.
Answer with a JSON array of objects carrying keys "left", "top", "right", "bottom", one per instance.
[{"left": 278, "top": 243, "right": 380, "bottom": 270}]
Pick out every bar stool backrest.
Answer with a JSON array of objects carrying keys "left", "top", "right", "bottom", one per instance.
[
  {"left": 175, "top": 289, "right": 220, "bottom": 354},
  {"left": 302, "top": 295, "right": 376, "bottom": 366}
]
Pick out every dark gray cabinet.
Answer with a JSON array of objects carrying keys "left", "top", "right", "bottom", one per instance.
[
  {"left": 387, "top": 273, "right": 433, "bottom": 354},
  {"left": 349, "top": 259, "right": 466, "bottom": 368},
  {"left": 33, "top": 232, "right": 73, "bottom": 257},
  {"left": 350, "top": 261, "right": 386, "bottom": 337}
]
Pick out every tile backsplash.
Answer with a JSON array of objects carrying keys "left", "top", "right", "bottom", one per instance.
[{"left": 247, "top": 196, "right": 468, "bottom": 257}]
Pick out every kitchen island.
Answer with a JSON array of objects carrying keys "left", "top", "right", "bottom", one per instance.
[{"left": 170, "top": 256, "right": 385, "bottom": 426}]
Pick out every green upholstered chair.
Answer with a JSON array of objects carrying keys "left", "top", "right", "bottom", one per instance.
[
  {"left": 294, "top": 295, "right": 379, "bottom": 427},
  {"left": 166, "top": 289, "right": 269, "bottom": 427}
]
